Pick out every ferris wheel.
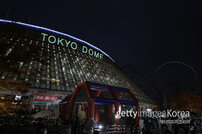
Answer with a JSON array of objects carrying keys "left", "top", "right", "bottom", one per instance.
[{"left": 152, "top": 61, "right": 200, "bottom": 95}]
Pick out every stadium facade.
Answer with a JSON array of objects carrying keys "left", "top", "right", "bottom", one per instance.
[{"left": 0, "top": 19, "right": 155, "bottom": 111}]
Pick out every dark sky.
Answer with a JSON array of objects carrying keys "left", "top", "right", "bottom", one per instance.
[{"left": 0, "top": 0, "right": 201, "bottom": 94}]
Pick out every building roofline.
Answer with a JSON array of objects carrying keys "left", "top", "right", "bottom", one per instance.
[{"left": 0, "top": 19, "right": 115, "bottom": 62}]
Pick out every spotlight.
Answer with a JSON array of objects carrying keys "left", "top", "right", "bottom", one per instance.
[{"left": 98, "top": 125, "right": 103, "bottom": 129}]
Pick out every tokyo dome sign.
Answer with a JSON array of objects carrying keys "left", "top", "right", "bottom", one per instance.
[{"left": 41, "top": 33, "right": 104, "bottom": 60}]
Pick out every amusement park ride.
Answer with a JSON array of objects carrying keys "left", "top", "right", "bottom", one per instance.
[{"left": 59, "top": 81, "right": 139, "bottom": 133}]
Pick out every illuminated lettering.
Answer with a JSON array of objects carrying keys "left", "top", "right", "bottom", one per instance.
[
  {"left": 94, "top": 51, "right": 100, "bottom": 58},
  {"left": 65, "top": 39, "right": 71, "bottom": 47},
  {"left": 41, "top": 33, "right": 48, "bottom": 41},
  {"left": 100, "top": 54, "right": 103, "bottom": 60},
  {"left": 57, "top": 37, "right": 64, "bottom": 46},
  {"left": 41, "top": 33, "right": 104, "bottom": 60},
  {"left": 88, "top": 48, "right": 93, "bottom": 56},
  {"left": 48, "top": 35, "right": 56, "bottom": 44},
  {"left": 71, "top": 42, "right": 77, "bottom": 50},
  {"left": 82, "top": 46, "right": 88, "bottom": 53}
]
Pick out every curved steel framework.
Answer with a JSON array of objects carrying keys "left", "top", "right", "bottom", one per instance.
[{"left": 0, "top": 19, "right": 114, "bottom": 62}]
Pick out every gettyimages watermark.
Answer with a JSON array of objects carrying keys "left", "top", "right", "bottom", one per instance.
[{"left": 115, "top": 109, "right": 191, "bottom": 124}]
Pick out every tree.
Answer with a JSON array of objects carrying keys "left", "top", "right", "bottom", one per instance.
[
  {"left": 171, "top": 92, "right": 202, "bottom": 115},
  {"left": 0, "top": 31, "right": 50, "bottom": 114}
]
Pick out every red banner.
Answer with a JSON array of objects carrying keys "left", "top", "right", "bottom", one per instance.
[{"left": 34, "top": 94, "right": 57, "bottom": 102}]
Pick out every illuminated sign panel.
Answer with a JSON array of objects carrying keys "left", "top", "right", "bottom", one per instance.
[
  {"left": 34, "top": 94, "right": 57, "bottom": 102},
  {"left": 41, "top": 33, "right": 104, "bottom": 60}
]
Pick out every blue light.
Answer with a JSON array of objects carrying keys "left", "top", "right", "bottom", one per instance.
[{"left": 0, "top": 19, "right": 115, "bottom": 62}]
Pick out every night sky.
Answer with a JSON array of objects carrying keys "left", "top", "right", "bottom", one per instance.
[{"left": 0, "top": 0, "right": 201, "bottom": 95}]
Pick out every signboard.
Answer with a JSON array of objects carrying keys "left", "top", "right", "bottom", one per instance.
[
  {"left": 34, "top": 94, "right": 57, "bottom": 102},
  {"left": 41, "top": 33, "right": 104, "bottom": 60}
]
